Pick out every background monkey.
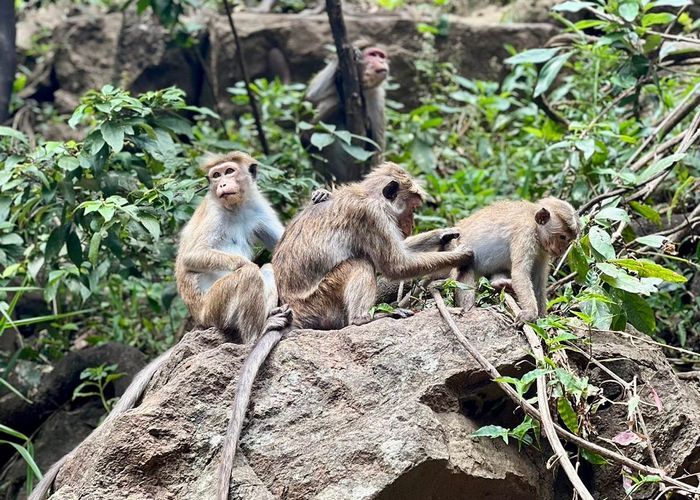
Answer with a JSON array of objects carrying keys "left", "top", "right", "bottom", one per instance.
[
  {"left": 273, "top": 162, "right": 475, "bottom": 329},
  {"left": 303, "top": 43, "right": 389, "bottom": 182},
  {"left": 31, "top": 152, "right": 290, "bottom": 500},
  {"left": 451, "top": 197, "right": 581, "bottom": 323}
]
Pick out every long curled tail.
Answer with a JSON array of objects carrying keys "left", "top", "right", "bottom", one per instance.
[
  {"left": 28, "top": 348, "right": 172, "bottom": 500},
  {"left": 216, "top": 306, "right": 291, "bottom": 500}
]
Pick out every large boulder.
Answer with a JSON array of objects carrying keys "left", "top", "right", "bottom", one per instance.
[
  {"left": 22, "top": 6, "right": 557, "bottom": 113},
  {"left": 40, "top": 308, "right": 700, "bottom": 499}
]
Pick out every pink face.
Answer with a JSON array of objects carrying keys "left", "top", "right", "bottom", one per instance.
[
  {"left": 362, "top": 47, "right": 389, "bottom": 89},
  {"left": 208, "top": 161, "right": 251, "bottom": 209}
]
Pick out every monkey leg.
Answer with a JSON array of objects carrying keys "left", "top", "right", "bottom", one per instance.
[
  {"left": 199, "top": 263, "right": 269, "bottom": 343},
  {"left": 342, "top": 260, "right": 378, "bottom": 326},
  {"left": 454, "top": 268, "right": 477, "bottom": 310},
  {"left": 290, "top": 259, "right": 378, "bottom": 330},
  {"left": 260, "top": 263, "right": 279, "bottom": 314}
]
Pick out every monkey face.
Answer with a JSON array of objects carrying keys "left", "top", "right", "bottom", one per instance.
[
  {"left": 361, "top": 47, "right": 389, "bottom": 89},
  {"left": 208, "top": 161, "right": 254, "bottom": 209}
]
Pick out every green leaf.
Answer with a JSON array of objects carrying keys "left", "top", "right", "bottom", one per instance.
[
  {"left": 557, "top": 398, "right": 579, "bottom": 434},
  {"left": 634, "top": 235, "right": 665, "bottom": 248},
  {"left": 57, "top": 156, "right": 81, "bottom": 171},
  {"left": 647, "top": 0, "right": 690, "bottom": 6},
  {"left": 310, "top": 133, "right": 335, "bottom": 150},
  {"left": 610, "top": 259, "right": 687, "bottom": 283},
  {"left": 88, "top": 232, "right": 102, "bottom": 265},
  {"left": 471, "top": 425, "right": 510, "bottom": 444},
  {"left": 568, "top": 242, "right": 589, "bottom": 282},
  {"left": 552, "top": 1, "right": 594, "bottom": 12},
  {"left": 581, "top": 448, "right": 609, "bottom": 465},
  {"left": 98, "top": 206, "right": 115, "bottom": 223},
  {"left": 505, "top": 48, "right": 560, "bottom": 65},
  {"left": 621, "top": 291, "right": 656, "bottom": 335},
  {"left": 0, "top": 441, "right": 42, "bottom": 479},
  {"left": 642, "top": 12, "right": 676, "bottom": 27},
  {"left": 589, "top": 227, "right": 616, "bottom": 260},
  {"left": 534, "top": 52, "right": 572, "bottom": 98},
  {"left": 0, "top": 380, "right": 31, "bottom": 404},
  {"left": 629, "top": 201, "right": 661, "bottom": 226},
  {"left": 0, "top": 126, "right": 28, "bottom": 143},
  {"left": 595, "top": 207, "right": 630, "bottom": 223},
  {"left": 340, "top": 142, "right": 375, "bottom": 162},
  {"left": 0, "top": 424, "right": 30, "bottom": 441},
  {"left": 637, "top": 153, "right": 685, "bottom": 184},
  {"left": 66, "top": 230, "right": 83, "bottom": 266},
  {"left": 45, "top": 225, "right": 69, "bottom": 261},
  {"left": 619, "top": 1, "right": 639, "bottom": 22},
  {"left": 140, "top": 217, "right": 161, "bottom": 240},
  {"left": 100, "top": 121, "right": 125, "bottom": 154},
  {"left": 597, "top": 263, "right": 658, "bottom": 295},
  {"left": 575, "top": 138, "right": 595, "bottom": 160}
]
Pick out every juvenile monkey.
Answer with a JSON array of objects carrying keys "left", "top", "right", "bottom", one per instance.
[
  {"left": 303, "top": 43, "right": 389, "bottom": 182},
  {"left": 452, "top": 197, "right": 581, "bottom": 323},
  {"left": 31, "top": 152, "right": 290, "bottom": 500},
  {"left": 273, "top": 162, "right": 475, "bottom": 329}
]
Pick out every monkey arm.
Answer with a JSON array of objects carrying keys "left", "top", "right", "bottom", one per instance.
[
  {"left": 180, "top": 249, "right": 251, "bottom": 273},
  {"left": 509, "top": 251, "right": 540, "bottom": 322},
  {"left": 404, "top": 228, "right": 460, "bottom": 252},
  {"left": 535, "top": 258, "right": 550, "bottom": 315},
  {"left": 370, "top": 227, "right": 472, "bottom": 280},
  {"left": 253, "top": 202, "right": 285, "bottom": 252}
]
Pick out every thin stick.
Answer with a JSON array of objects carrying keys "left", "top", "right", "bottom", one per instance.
[
  {"left": 221, "top": 0, "right": 270, "bottom": 155},
  {"left": 430, "top": 289, "right": 697, "bottom": 495},
  {"left": 502, "top": 295, "right": 594, "bottom": 500}
]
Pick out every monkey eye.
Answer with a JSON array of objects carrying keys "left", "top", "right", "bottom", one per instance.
[
  {"left": 211, "top": 172, "right": 221, "bottom": 179},
  {"left": 559, "top": 235, "right": 567, "bottom": 241},
  {"left": 225, "top": 168, "right": 234, "bottom": 175}
]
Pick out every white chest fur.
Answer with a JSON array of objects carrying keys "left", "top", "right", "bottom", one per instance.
[{"left": 198, "top": 203, "right": 259, "bottom": 292}]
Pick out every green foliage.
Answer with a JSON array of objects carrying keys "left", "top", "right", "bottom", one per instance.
[
  {"left": 0, "top": 424, "right": 41, "bottom": 493},
  {"left": 73, "top": 363, "right": 125, "bottom": 412}
]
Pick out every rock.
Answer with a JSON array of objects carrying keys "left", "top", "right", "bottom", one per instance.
[
  {"left": 204, "top": 13, "right": 559, "bottom": 112},
  {"left": 0, "top": 343, "right": 146, "bottom": 470},
  {"left": 42, "top": 308, "right": 700, "bottom": 499},
  {"left": 40, "top": 6, "right": 557, "bottom": 113}
]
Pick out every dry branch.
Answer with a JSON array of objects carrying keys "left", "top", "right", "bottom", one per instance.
[
  {"left": 430, "top": 289, "right": 698, "bottom": 496},
  {"left": 221, "top": 0, "right": 270, "bottom": 155}
]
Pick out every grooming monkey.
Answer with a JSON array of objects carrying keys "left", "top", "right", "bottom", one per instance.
[
  {"left": 451, "top": 197, "right": 581, "bottom": 323},
  {"left": 273, "top": 162, "right": 475, "bottom": 329},
  {"left": 303, "top": 43, "right": 389, "bottom": 182},
  {"left": 31, "top": 152, "right": 291, "bottom": 500}
]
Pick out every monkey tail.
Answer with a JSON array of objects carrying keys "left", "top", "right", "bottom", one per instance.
[
  {"left": 28, "top": 348, "right": 173, "bottom": 500},
  {"left": 216, "top": 329, "right": 284, "bottom": 500}
]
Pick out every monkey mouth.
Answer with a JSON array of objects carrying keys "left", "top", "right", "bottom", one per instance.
[{"left": 219, "top": 192, "right": 238, "bottom": 198}]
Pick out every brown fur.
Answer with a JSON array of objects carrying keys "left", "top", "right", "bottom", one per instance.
[
  {"left": 303, "top": 44, "right": 389, "bottom": 181},
  {"left": 451, "top": 196, "right": 581, "bottom": 322},
  {"left": 272, "top": 162, "right": 474, "bottom": 329},
  {"left": 175, "top": 151, "right": 285, "bottom": 343}
]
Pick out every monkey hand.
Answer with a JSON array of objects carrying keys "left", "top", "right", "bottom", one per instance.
[
  {"left": 515, "top": 308, "right": 538, "bottom": 326},
  {"left": 438, "top": 229, "right": 461, "bottom": 250},
  {"left": 311, "top": 189, "right": 332, "bottom": 205},
  {"left": 452, "top": 243, "right": 475, "bottom": 268},
  {"left": 264, "top": 304, "right": 293, "bottom": 333}
]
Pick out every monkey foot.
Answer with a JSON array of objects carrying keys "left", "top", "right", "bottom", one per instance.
[{"left": 265, "top": 304, "right": 293, "bottom": 332}]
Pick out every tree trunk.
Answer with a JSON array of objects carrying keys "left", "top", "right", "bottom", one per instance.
[{"left": 0, "top": 0, "right": 16, "bottom": 123}]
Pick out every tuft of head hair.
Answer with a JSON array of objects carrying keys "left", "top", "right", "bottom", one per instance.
[
  {"left": 199, "top": 151, "right": 256, "bottom": 174},
  {"left": 539, "top": 197, "right": 582, "bottom": 235},
  {"left": 365, "top": 162, "right": 426, "bottom": 200}
]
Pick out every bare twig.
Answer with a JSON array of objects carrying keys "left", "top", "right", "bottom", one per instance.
[
  {"left": 502, "top": 294, "right": 594, "bottom": 500},
  {"left": 430, "top": 289, "right": 698, "bottom": 495},
  {"left": 221, "top": 0, "right": 270, "bottom": 155}
]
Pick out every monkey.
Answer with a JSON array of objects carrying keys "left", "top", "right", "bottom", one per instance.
[
  {"left": 175, "top": 151, "right": 289, "bottom": 342},
  {"left": 216, "top": 166, "right": 474, "bottom": 499},
  {"left": 302, "top": 43, "right": 389, "bottom": 182},
  {"left": 31, "top": 152, "right": 291, "bottom": 500},
  {"left": 450, "top": 197, "right": 581, "bottom": 323},
  {"left": 272, "top": 162, "right": 475, "bottom": 329}
]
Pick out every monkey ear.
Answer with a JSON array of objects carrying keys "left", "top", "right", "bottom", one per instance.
[
  {"left": 382, "top": 180, "right": 400, "bottom": 201},
  {"left": 535, "top": 207, "right": 550, "bottom": 225},
  {"left": 249, "top": 163, "right": 258, "bottom": 180}
]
